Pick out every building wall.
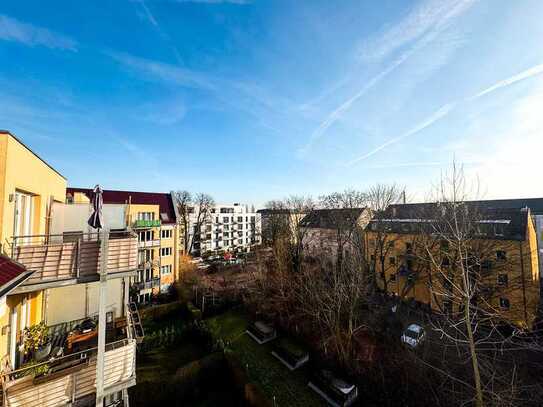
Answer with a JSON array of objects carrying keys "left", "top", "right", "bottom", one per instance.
[
  {"left": 45, "top": 280, "right": 124, "bottom": 326},
  {"left": 366, "top": 225, "right": 541, "bottom": 329},
  {"left": 189, "top": 204, "right": 261, "bottom": 255},
  {"left": 0, "top": 133, "right": 67, "bottom": 249}
]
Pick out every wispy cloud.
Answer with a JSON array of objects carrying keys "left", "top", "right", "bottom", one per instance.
[
  {"left": 471, "top": 62, "right": 543, "bottom": 99},
  {"left": 135, "top": 0, "right": 159, "bottom": 27},
  {"left": 347, "top": 103, "right": 456, "bottom": 166},
  {"left": 140, "top": 99, "right": 187, "bottom": 125},
  {"left": 302, "top": 0, "right": 475, "bottom": 154},
  {"left": 358, "top": 0, "right": 474, "bottom": 62},
  {"left": 0, "top": 14, "right": 77, "bottom": 51},
  {"left": 107, "top": 51, "right": 214, "bottom": 90}
]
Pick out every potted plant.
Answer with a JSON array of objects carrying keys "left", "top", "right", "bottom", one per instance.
[{"left": 22, "top": 322, "right": 52, "bottom": 362}]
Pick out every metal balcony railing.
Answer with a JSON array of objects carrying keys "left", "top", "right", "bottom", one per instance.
[
  {"left": 7, "top": 231, "right": 138, "bottom": 290},
  {"left": 132, "top": 277, "right": 160, "bottom": 291},
  {"left": 1, "top": 339, "right": 136, "bottom": 407},
  {"left": 133, "top": 219, "right": 161, "bottom": 228},
  {"left": 137, "top": 239, "right": 161, "bottom": 249}
]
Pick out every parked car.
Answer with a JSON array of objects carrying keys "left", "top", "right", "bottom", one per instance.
[{"left": 401, "top": 323, "right": 426, "bottom": 349}]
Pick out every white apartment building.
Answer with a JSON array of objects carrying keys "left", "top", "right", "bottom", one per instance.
[{"left": 189, "top": 203, "right": 261, "bottom": 255}]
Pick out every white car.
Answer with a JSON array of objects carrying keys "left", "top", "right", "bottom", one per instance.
[{"left": 401, "top": 324, "right": 426, "bottom": 348}]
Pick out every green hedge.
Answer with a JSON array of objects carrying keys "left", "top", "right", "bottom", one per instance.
[{"left": 187, "top": 301, "right": 202, "bottom": 320}]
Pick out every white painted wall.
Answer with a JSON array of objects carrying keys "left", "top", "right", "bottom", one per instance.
[
  {"left": 45, "top": 279, "right": 124, "bottom": 325},
  {"left": 50, "top": 202, "right": 127, "bottom": 235}
]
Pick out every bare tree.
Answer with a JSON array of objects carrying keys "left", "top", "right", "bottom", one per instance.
[
  {"left": 173, "top": 191, "right": 215, "bottom": 255},
  {"left": 410, "top": 164, "right": 543, "bottom": 406},
  {"left": 173, "top": 190, "right": 192, "bottom": 253}
]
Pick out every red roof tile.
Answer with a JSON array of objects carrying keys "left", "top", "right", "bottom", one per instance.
[
  {"left": 0, "top": 255, "right": 28, "bottom": 288},
  {"left": 67, "top": 188, "right": 177, "bottom": 224}
]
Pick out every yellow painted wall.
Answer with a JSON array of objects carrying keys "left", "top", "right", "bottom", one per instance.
[
  {"left": 0, "top": 132, "right": 66, "bottom": 363},
  {"left": 366, "top": 222, "right": 541, "bottom": 329},
  {"left": 0, "top": 133, "right": 67, "bottom": 248}
]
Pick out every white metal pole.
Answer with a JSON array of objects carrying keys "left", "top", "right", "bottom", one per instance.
[{"left": 96, "top": 228, "right": 109, "bottom": 407}]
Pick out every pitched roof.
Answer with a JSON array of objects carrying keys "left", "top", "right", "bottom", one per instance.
[
  {"left": 0, "top": 255, "right": 33, "bottom": 297},
  {"left": 373, "top": 202, "right": 529, "bottom": 240},
  {"left": 300, "top": 208, "right": 367, "bottom": 229},
  {"left": 67, "top": 188, "right": 177, "bottom": 224}
]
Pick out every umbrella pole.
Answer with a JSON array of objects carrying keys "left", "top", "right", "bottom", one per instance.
[{"left": 96, "top": 227, "right": 109, "bottom": 407}]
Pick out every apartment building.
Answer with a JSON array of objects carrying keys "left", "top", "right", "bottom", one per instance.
[
  {"left": 300, "top": 208, "right": 372, "bottom": 258},
  {"left": 67, "top": 188, "right": 181, "bottom": 303},
  {"left": 366, "top": 201, "right": 541, "bottom": 329},
  {"left": 0, "top": 131, "right": 138, "bottom": 406},
  {"left": 188, "top": 203, "right": 261, "bottom": 256}
]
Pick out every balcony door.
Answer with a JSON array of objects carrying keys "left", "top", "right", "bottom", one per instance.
[{"left": 13, "top": 191, "right": 33, "bottom": 243}]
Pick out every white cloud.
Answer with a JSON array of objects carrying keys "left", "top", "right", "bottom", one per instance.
[
  {"left": 347, "top": 102, "right": 456, "bottom": 166},
  {"left": 302, "top": 0, "right": 475, "bottom": 155},
  {"left": 358, "top": 0, "right": 474, "bottom": 62},
  {"left": 108, "top": 51, "right": 215, "bottom": 90},
  {"left": 140, "top": 99, "right": 187, "bottom": 125},
  {"left": 470, "top": 62, "right": 543, "bottom": 100},
  {"left": 466, "top": 81, "right": 543, "bottom": 199},
  {"left": 0, "top": 14, "right": 77, "bottom": 51}
]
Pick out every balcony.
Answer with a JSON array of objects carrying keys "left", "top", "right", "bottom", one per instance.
[
  {"left": 132, "top": 277, "right": 161, "bottom": 291},
  {"left": 138, "top": 239, "right": 160, "bottom": 249},
  {"left": 1, "top": 338, "right": 136, "bottom": 407},
  {"left": 133, "top": 219, "right": 161, "bottom": 228},
  {"left": 8, "top": 231, "right": 138, "bottom": 294}
]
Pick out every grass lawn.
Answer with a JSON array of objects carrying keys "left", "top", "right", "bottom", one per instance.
[
  {"left": 136, "top": 340, "right": 208, "bottom": 381},
  {"left": 206, "top": 309, "right": 326, "bottom": 407}
]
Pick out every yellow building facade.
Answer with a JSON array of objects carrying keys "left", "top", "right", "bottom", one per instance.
[
  {"left": 0, "top": 131, "right": 67, "bottom": 366},
  {"left": 366, "top": 205, "right": 541, "bottom": 329},
  {"left": 68, "top": 188, "right": 182, "bottom": 303}
]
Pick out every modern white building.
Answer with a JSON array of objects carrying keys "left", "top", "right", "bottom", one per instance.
[{"left": 189, "top": 203, "right": 261, "bottom": 255}]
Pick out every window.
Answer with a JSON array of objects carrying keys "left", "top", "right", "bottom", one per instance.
[
  {"left": 370, "top": 255, "right": 376, "bottom": 262},
  {"left": 237, "top": 216, "right": 243, "bottom": 222},
  {"left": 224, "top": 232, "right": 229, "bottom": 237},
  {"left": 440, "top": 240, "right": 449, "bottom": 250},
  {"left": 389, "top": 273, "right": 396, "bottom": 282},
  {"left": 499, "top": 297, "right": 510, "bottom": 310},
  {"left": 161, "top": 265, "right": 172, "bottom": 275},
  {"left": 223, "top": 225, "right": 229, "bottom": 231},
  {"left": 496, "top": 250, "right": 506, "bottom": 261},
  {"left": 441, "top": 257, "right": 450, "bottom": 267},
  {"left": 389, "top": 257, "right": 396, "bottom": 266},
  {"left": 401, "top": 223, "right": 410, "bottom": 233},
  {"left": 238, "top": 239, "right": 243, "bottom": 244},
  {"left": 223, "top": 217, "right": 229, "bottom": 223},
  {"left": 405, "top": 242, "right": 412, "bottom": 253},
  {"left": 138, "top": 230, "right": 154, "bottom": 242},
  {"left": 137, "top": 212, "right": 154, "bottom": 221},
  {"left": 237, "top": 224, "right": 243, "bottom": 230},
  {"left": 160, "top": 247, "right": 172, "bottom": 257},
  {"left": 161, "top": 229, "right": 172, "bottom": 239},
  {"left": 497, "top": 273, "right": 508, "bottom": 286}
]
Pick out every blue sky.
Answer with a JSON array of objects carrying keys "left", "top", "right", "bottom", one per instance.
[{"left": 1, "top": 0, "right": 543, "bottom": 207}]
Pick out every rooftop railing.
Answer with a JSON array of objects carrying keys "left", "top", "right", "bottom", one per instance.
[{"left": 7, "top": 231, "right": 138, "bottom": 291}]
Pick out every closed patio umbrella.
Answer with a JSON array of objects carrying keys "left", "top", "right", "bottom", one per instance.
[{"left": 88, "top": 185, "right": 103, "bottom": 230}]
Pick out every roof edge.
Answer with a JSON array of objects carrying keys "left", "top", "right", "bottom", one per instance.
[{"left": 0, "top": 130, "right": 67, "bottom": 180}]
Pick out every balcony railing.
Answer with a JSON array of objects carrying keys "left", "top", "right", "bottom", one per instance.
[
  {"left": 138, "top": 239, "right": 160, "bottom": 249},
  {"left": 7, "top": 231, "right": 138, "bottom": 291},
  {"left": 132, "top": 277, "right": 160, "bottom": 291},
  {"left": 133, "top": 219, "right": 161, "bottom": 228},
  {"left": 1, "top": 339, "right": 136, "bottom": 407}
]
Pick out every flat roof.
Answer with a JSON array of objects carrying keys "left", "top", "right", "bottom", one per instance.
[{"left": 0, "top": 130, "right": 67, "bottom": 180}]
